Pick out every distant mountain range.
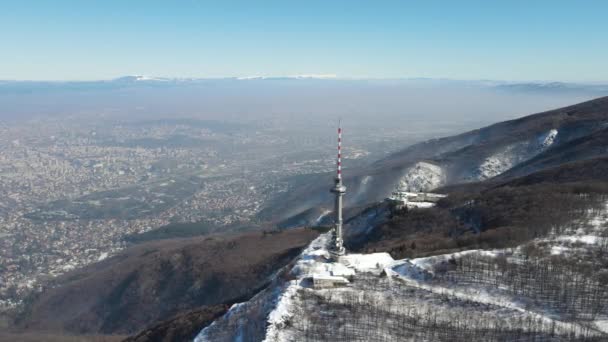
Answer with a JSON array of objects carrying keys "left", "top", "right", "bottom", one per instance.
[{"left": 1, "top": 76, "right": 607, "bottom": 95}]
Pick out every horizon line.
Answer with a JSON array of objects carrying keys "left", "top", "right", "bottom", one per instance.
[{"left": 1, "top": 74, "right": 607, "bottom": 85}]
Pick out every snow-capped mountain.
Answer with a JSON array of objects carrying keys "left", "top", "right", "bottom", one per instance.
[
  {"left": 2, "top": 76, "right": 606, "bottom": 91},
  {"left": 112, "top": 75, "right": 173, "bottom": 82},
  {"left": 236, "top": 74, "right": 338, "bottom": 80}
]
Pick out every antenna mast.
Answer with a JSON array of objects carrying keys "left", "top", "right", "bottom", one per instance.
[{"left": 330, "top": 120, "right": 346, "bottom": 256}]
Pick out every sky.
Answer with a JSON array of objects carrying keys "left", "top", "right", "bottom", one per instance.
[{"left": 1, "top": 0, "right": 607, "bottom": 81}]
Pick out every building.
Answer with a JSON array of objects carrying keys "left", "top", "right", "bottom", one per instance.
[
  {"left": 312, "top": 275, "right": 349, "bottom": 289},
  {"left": 386, "top": 190, "right": 446, "bottom": 210}
]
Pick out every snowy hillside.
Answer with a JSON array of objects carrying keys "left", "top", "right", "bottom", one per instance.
[
  {"left": 397, "top": 162, "right": 446, "bottom": 192},
  {"left": 472, "top": 129, "right": 559, "bottom": 181},
  {"left": 393, "top": 130, "right": 561, "bottom": 193},
  {"left": 194, "top": 199, "right": 608, "bottom": 341},
  {"left": 191, "top": 99, "right": 608, "bottom": 341}
]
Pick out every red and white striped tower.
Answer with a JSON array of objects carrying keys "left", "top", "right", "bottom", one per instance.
[
  {"left": 337, "top": 124, "right": 342, "bottom": 180},
  {"left": 330, "top": 120, "right": 346, "bottom": 256}
]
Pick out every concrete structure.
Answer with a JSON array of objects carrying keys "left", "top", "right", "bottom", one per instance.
[
  {"left": 386, "top": 190, "right": 447, "bottom": 210},
  {"left": 312, "top": 275, "right": 349, "bottom": 289},
  {"left": 330, "top": 122, "right": 346, "bottom": 256},
  {"left": 388, "top": 190, "right": 446, "bottom": 203}
]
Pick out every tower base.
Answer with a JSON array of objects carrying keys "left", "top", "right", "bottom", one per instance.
[
  {"left": 329, "top": 248, "right": 346, "bottom": 262},
  {"left": 329, "top": 227, "right": 345, "bottom": 260}
]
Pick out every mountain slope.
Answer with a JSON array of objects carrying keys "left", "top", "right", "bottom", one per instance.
[
  {"left": 263, "top": 96, "right": 608, "bottom": 224},
  {"left": 369, "top": 96, "right": 608, "bottom": 190},
  {"left": 242, "top": 151, "right": 608, "bottom": 341},
  {"left": 123, "top": 305, "right": 228, "bottom": 342},
  {"left": 199, "top": 170, "right": 608, "bottom": 341},
  {"left": 497, "top": 127, "right": 608, "bottom": 180},
  {"left": 353, "top": 154, "right": 608, "bottom": 259},
  {"left": 15, "top": 229, "right": 318, "bottom": 335}
]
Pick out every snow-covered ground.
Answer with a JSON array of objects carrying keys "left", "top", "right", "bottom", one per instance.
[
  {"left": 474, "top": 129, "right": 559, "bottom": 180},
  {"left": 398, "top": 162, "right": 446, "bottom": 192},
  {"left": 385, "top": 202, "right": 608, "bottom": 337},
  {"left": 535, "top": 200, "right": 608, "bottom": 257},
  {"left": 262, "top": 233, "right": 397, "bottom": 341},
  {"left": 195, "top": 199, "right": 608, "bottom": 342},
  {"left": 476, "top": 145, "right": 520, "bottom": 180},
  {"left": 261, "top": 203, "right": 608, "bottom": 340},
  {"left": 387, "top": 252, "right": 591, "bottom": 336},
  {"left": 259, "top": 232, "right": 606, "bottom": 340},
  {"left": 314, "top": 210, "right": 332, "bottom": 225}
]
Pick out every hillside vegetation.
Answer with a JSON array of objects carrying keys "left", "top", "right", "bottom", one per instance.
[{"left": 14, "top": 228, "right": 318, "bottom": 336}]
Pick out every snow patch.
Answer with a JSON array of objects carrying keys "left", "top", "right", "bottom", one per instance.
[
  {"left": 97, "top": 252, "right": 108, "bottom": 261},
  {"left": 410, "top": 249, "right": 502, "bottom": 272},
  {"left": 391, "top": 261, "right": 432, "bottom": 281},
  {"left": 550, "top": 246, "right": 569, "bottom": 255},
  {"left": 538, "top": 129, "right": 558, "bottom": 148},
  {"left": 474, "top": 129, "right": 559, "bottom": 181},
  {"left": 194, "top": 302, "right": 249, "bottom": 341},
  {"left": 339, "top": 253, "right": 395, "bottom": 273},
  {"left": 237, "top": 74, "right": 337, "bottom": 80},
  {"left": 476, "top": 148, "right": 518, "bottom": 180},
  {"left": 555, "top": 234, "right": 600, "bottom": 244},
  {"left": 398, "top": 162, "right": 445, "bottom": 192},
  {"left": 406, "top": 201, "right": 436, "bottom": 209},
  {"left": 594, "top": 320, "right": 608, "bottom": 334},
  {"left": 541, "top": 232, "right": 606, "bottom": 255},
  {"left": 264, "top": 285, "right": 299, "bottom": 338},
  {"left": 314, "top": 210, "right": 331, "bottom": 225}
]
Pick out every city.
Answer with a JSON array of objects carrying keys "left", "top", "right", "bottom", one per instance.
[{"left": 0, "top": 115, "right": 383, "bottom": 313}]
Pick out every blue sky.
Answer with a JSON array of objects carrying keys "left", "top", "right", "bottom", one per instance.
[{"left": 1, "top": 1, "right": 606, "bottom": 81}]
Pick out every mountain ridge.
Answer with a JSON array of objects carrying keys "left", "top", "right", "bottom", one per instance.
[{"left": 261, "top": 96, "right": 608, "bottom": 225}]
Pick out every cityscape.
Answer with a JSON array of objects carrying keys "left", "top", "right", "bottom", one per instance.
[{"left": 0, "top": 115, "right": 390, "bottom": 312}]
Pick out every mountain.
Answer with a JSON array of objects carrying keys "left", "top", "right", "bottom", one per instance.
[
  {"left": 263, "top": 96, "right": 608, "bottom": 225},
  {"left": 366, "top": 96, "right": 608, "bottom": 185},
  {"left": 197, "top": 156, "right": 608, "bottom": 340},
  {"left": 14, "top": 228, "right": 318, "bottom": 336},
  {"left": 352, "top": 156, "right": 608, "bottom": 258},
  {"left": 494, "top": 81, "right": 608, "bottom": 95},
  {"left": 199, "top": 99, "right": 608, "bottom": 340},
  {"left": 1, "top": 76, "right": 606, "bottom": 93},
  {"left": 496, "top": 126, "right": 608, "bottom": 180}
]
